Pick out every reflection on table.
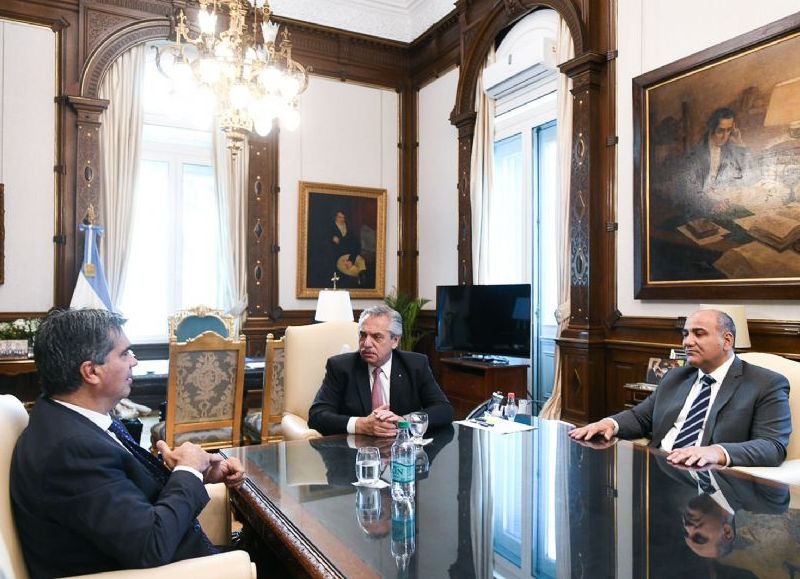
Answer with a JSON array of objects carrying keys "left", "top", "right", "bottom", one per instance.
[{"left": 222, "top": 420, "right": 800, "bottom": 579}]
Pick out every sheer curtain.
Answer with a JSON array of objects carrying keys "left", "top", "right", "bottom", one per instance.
[
  {"left": 213, "top": 124, "right": 249, "bottom": 321},
  {"left": 99, "top": 44, "right": 146, "bottom": 306},
  {"left": 470, "top": 48, "right": 496, "bottom": 284},
  {"left": 540, "top": 18, "right": 574, "bottom": 420}
]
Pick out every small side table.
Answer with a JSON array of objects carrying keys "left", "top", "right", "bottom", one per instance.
[{"left": 623, "top": 382, "right": 657, "bottom": 408}]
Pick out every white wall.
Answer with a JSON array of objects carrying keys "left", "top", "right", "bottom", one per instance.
[
  {"left": 0, "top": 20, "right": 56, "bottom": 312},
  {"left": 616, "top": 0, "right": 800, "bottom": 321},
  {"left": 279, "top": 75, "right": 399, "bottom": 311},
  {"left": 418, "top": 67, "right": 459, "bottom": 308}
]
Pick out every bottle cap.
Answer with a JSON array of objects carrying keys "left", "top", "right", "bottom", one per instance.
[{"left": 397, "top": 420, "right": 409, "bottom": 428}]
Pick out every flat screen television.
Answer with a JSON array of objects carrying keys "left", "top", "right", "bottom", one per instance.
[{"left": 435, "top": 284, "right": 531, "bottom": 359}]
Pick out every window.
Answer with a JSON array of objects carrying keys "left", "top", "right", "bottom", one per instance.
[{"left": 117, "top": 47, "right": 222, "bottom": 342}]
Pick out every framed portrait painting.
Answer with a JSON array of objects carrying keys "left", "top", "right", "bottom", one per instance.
[
  {"left": 634, "top": 13, "right": 800, "bottom": 299},
  {"left": 297, "top": 181, "right": 387, "bottom": 299}
]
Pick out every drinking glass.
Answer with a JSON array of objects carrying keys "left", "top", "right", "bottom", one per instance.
[
  {"left": 408, "top": 411, "right": 429, "bottom": 444},
  {"left": 355, "top": 446, "right": 381, "bottom": 486},
  {"left": 355, "top": 487, "right": 382, "bottom": 529}
]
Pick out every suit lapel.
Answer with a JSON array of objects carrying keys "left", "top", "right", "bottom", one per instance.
[
  {"left": 702, "top": 357, "right": 743, "bottom": 445},
  {"left": 354, "top": 355, "right": 372, "bottom": 414},
  {"left": 654, "top": 372, "right": 697, "bottom": 445}
]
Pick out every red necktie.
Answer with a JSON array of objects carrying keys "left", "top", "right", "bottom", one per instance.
[{"left": 372, "top": 367, "right": 385, "bottom": 410}]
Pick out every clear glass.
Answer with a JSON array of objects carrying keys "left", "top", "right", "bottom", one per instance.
[
  {"left": 505, "top": 394, "right": 518, "bottom": 421},
  {"left": 408, "top": 411, "right": 429, "bottom": 444},
  {"left": 355, "top": 487, "right": 382, "bottom": 533},
  {"left": 355, "top": 446, "right": 380, "bottom": 486}
]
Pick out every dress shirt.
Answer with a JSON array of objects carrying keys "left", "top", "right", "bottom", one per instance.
[
  {"left": 52, "top": 398, "right": 203, "bottom": 481},
  {"left": 346, "top": 357, "right": 393, "bottom": 434}
]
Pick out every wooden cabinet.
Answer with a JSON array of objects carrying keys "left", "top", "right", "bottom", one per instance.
[{"left": 439, "top": 358, "right": 529, "bottom": 419}]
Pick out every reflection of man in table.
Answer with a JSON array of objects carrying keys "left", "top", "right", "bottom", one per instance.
[{"left": 682, "top": 107, "right": 750, "bottom": 215}]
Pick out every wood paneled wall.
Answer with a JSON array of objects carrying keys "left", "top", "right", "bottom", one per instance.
[{"left": 2, "top": 0, "right": 798, "bottom": 424}]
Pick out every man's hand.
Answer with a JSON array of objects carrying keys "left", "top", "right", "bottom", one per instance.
[
  {"left": 355, "top": 404, "right": 399, "bottom": 437},
  {"left": 204, "top": 456, "right": 246, "bottom": 488},
  {"left": 568, "top": 418, "right": 616, "bottom": 442},
  {"left": 157, "top": 440, "right": 212, "bottom": 473},
  {"left": 571, "top": 437, "right": 618, "bottom": 451},
  {"left": 666, "top": 445, "right": 726, "bottom": 467}
]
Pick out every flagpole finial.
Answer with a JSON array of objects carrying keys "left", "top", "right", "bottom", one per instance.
[{"left": 83, "top": 205, "right": 96, "bottom": 226}]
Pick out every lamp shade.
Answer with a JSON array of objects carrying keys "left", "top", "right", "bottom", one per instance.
[
  {"left": 699, "top": 304, "right": 751, "bottom": 349},
  {"left": 764, "top": 77, "right": 800, "bottom": 127},
  {"left": 315, "top": 290, "right": 354, "bottom": 322}
]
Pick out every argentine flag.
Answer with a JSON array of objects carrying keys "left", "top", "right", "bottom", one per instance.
[{"left": 70, "top": 222, "right": 113, "bottom": 311}]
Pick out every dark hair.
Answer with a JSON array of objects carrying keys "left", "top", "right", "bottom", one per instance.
[
  {"left": 34, "top": 308, "right": 126, "bottom": 396},
  {"left": 714, "top": 310, "right": 737, "bottom": 342},
  {"left": 705, "top": 107, "right": 735, "bottom": 135}
]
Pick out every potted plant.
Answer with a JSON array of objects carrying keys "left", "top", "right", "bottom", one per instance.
[{"left": 384, "top": 289, "right": 430, "bottom": 351}]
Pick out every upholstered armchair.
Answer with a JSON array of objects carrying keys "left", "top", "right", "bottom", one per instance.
[
  {"left": 151, "top": 331, "right": 246, "bottom": 451},
  {"left": 243, "top": 334, "right": 285, "bottom": 444},
  {"left": 732, "top": 352, "right": 800, "bottom": 484},
  {"left": 281, "top": 321, "right": 359, "bottom": 441},
  {"left": 0, "top": 395, "right": 255, "bottom": 579}
]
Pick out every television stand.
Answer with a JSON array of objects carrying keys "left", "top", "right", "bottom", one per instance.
[{"left": 439, "top": 357, "right": 529, "bottom": 419}]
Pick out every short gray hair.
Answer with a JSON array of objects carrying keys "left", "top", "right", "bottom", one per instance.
[{"left": 359, "top": 305, "right": 403, "bottom": 337}]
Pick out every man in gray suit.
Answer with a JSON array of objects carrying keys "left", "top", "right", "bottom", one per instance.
[{"left": 569, "top": 309, "right": 791, "bottom": 467}]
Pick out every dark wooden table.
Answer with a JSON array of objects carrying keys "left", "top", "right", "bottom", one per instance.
[{"left": 222, "top": 420, "right": 799, "bottom": 578}]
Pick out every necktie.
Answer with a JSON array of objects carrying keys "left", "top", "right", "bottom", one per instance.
[
  {"left": 673, "top": 374, "right": 716, "bottom": 449},
  {"left": 372, "top": 367, "right": 385, "bottom": 410},
  {"left": 108, "top": 419, "right": 218, "bottom": 554},
  {"left": 696, "top": 470, "right": 715, "bottom": 494}
]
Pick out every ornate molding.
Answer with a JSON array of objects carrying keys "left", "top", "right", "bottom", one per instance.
[
  {"left": 85, "top": 9, "right": 135, "bottom": 58},
  {"left": 65, "top": 96, "right": 109, "bottom": 225}
]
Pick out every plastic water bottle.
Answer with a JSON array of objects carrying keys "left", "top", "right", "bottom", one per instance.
[
  {"left": 505, "top": 392, "right": 518, "bottom": 421},
  {"left": 391, "top": 498, "right": 416, "bottom": 574},
  {"left": 391, "top": 420, "right": 416, "bottom": 500}
]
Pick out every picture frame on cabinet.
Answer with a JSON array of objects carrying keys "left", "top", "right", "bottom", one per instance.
[
  {"left": 296, "top": 181, "right": 386, "bottom": 299},
  {"left": 633, "top": 13, "right": 800, "bottom": 299}
]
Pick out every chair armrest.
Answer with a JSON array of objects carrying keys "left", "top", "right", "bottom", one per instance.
[
  {"left": 61, "top": 551, "right": 256, "bottom": 579},
  {"left": 281, "top": 413, "right": 322, "bottom": 441},
  {"left": 732, "top": 459, "right": 800, "bottom": 486},
  {"left": 198, "top": 483, "right": 231, "bottom": 546}
]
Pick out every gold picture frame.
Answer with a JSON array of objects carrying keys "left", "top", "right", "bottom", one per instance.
[{"left": 296, "top": 181, "right": 386, "bottom": 299}]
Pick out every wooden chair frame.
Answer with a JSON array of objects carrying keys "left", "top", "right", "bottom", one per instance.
[
  {"left": 168, "top": 305, "right": 236, "bottom": 343},
  {"left": 165, "top": 331, "right": 246, "bottom": 451},
  {"left": 258, "top": 333, "right": 285, "bottom": 444}
]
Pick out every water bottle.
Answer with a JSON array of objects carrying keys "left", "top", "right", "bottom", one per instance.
[
  {"left": 391, "top": 498, "right": 416, "bottom": 574},
  {"left": 391, "top": 420, "right": 416, "bottom": 500},
  {"left": 505, "top": 392, "right": 518, "bottom": 421}
]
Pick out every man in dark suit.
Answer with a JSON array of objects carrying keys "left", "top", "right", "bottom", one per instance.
[
  {"left": 570, "top": 309, "right": 791, "bottom": 467},
  {"left": 308, "top": 305, "right": 454, "bottom": 437},
  {"left": 11, "top": 309, "right": 245, "bottom": 578}
]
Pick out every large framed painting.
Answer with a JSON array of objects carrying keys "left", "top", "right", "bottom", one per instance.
[
  {"left": 634, "top": 13, "right": 800, "bottom": 299},
  {"left": 297, "top": 181, "right": 386, "bottom": 299}
]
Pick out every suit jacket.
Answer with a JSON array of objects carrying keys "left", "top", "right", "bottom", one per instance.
[
  {"left": 308, "top": 350, "right": 454, "bottom": 436},
  {"left": 11, "top": 397, "right": 212, "bottom": 579},
  {"left": 611, "top": 357, "right": 791, "bottom": 467}
]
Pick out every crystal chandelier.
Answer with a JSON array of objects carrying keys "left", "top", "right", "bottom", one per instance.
[{"left": 160, "top": 0, "right": 309, "bottom": 157}]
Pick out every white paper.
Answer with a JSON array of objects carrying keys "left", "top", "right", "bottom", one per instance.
[{"left": 455, "top": 417, "right": 536, "bottom": 434}]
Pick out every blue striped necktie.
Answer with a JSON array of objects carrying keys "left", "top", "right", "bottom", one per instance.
[
  {"left": 672, "top": 374, "right": 716, "bottom": 449},
  {"left": 696, "top": 470, "right": 715, "bottom": 494}
]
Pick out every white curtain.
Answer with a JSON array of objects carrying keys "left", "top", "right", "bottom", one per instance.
[
  {"left": 213, "top": 124, "right": 249, "bottom": 321},
  {"left": 540, "top": 18, "right": 574, "bottom": 421},
  {"left": 470, "top": 48, "right": 496, "bottom": 284},
  {"left": 99, "top": 43, "right": 146, "bottom": 307},
  {"left": 470, "top": 430, "right": 494, "bottom": 577}
]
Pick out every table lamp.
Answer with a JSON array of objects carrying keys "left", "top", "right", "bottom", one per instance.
[
  {"left": 315, "top": 289, "right": 354, "bottom": 322},
  {"left": 699, "top": 304, "right": 751, "bottom": 349}
]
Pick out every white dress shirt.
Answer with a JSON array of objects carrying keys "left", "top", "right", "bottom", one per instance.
[{"left": 346, "top": 357, "right": 393, "bottom": 434}]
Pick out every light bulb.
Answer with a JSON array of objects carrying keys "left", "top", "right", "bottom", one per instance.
[
  {"left": 253, "top": 95, "right": 279, "bottom": 121},
  {"left": 279, "top": 75, "right": 300, "bottom": 99},
  {"left": 197, "top": 57, "right": 220, "bottom": 84},
  {"left": 198, "top": 9, "right": 217, "bottom": 34},
  {"left": 281, "top": 106, "right": 300, "bottom": 131},
  {"left": 261, "top": 21, "right": 279, "bottom": 45},
  {"left": 258, "top": 66, "right": 282, "bottom": 90},
  {"left": 254, "top": 115, "right": 273, "bottom": 137},
  {"left": 214, "top": 39, "right": 233, "bottom": 60},
  {"left": 172, "top": 60, "right": 195, "bottom": 92},
  {"left": 229, "top": 83, "right": 252, "bottom": 109}
]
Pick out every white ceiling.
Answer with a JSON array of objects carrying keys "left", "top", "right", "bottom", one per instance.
[{"left": 269, "top": 0, "right": 456, "bottom": 43}]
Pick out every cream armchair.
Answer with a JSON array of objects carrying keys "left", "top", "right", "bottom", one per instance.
[
  {"left": 0, "top": 395, "right": 255, "bottom": 579},
  {"left": 281, "top": 320, "right": 359, "bottom": 441},
  {"left": 732, "top": 352, "right": 800, "bottom": 485}
]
